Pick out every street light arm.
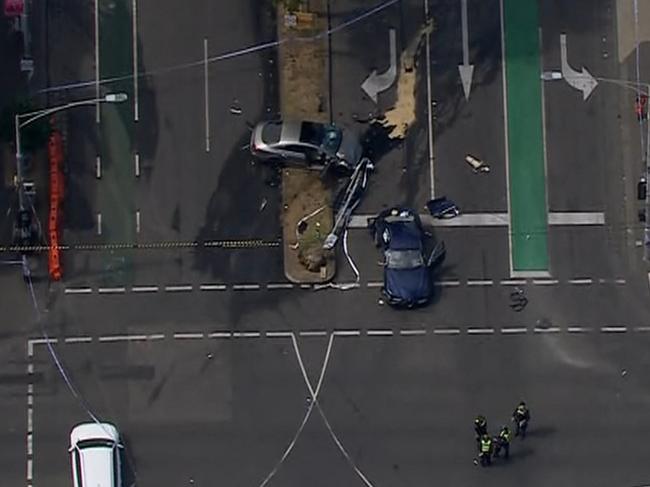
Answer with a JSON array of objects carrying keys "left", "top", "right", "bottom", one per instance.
[{"left": 18, "top": 98, "right": 102, "bottom": 129}]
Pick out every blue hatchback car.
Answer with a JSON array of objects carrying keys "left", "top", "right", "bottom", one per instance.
[{"left": 370, "top": 207, "right": 446, "bottom": 308}]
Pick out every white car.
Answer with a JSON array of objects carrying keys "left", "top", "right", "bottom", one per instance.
[{"left": 70, "top": 422, "right": 122, "bottom": 487}]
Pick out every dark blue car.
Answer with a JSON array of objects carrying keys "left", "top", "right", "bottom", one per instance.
[{"left": 370, "top": 207, "right": 446, "bottom": 308}]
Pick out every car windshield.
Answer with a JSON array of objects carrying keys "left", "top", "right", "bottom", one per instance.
[
  {"left": 385, "top": 249, "right": 424, "bottom": 270},
  {"left": 77, "top": 439, "right": 115, "bottom": 450},
  {"left": 300, "top": 122, "right": 341, "bottom": 152}
]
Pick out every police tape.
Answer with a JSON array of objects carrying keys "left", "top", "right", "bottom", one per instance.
[{"left": 0, "top": 239, "right": 281, "bottom": 253}]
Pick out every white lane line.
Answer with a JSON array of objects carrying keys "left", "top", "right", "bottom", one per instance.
[
  {"left": 399, "top": 329, "right": 427, "bottom": 336},
  {"left": 96, "top": 156, "right": 101, "bottom": 178},
  {"left": 232, "top": 331, "right": 261, "bottom": 338},
  {"left": 568, "top": 278, "right": 593, "bottom": 285},
  {"left": 532, "top": 279, "right": 559, "bottom": 285},
  {"left": 204, "top": 37, "right": 210, "bottom": 152},
  {"left": 27, "top": 432, "right": 33, "bottom": 455},
  {"left": 65, "top": 287, "right": 93, "bottom": 294},
  {"left": 147, "top": 334, "right": 166, "bottom": 340},
  {"left": 634, "top": 326, "right": 650, "bottom": 332},
  {"left": 265, "top": 331, "right": 293, "bottom": 338},
  {"left": 29, "top": 338, "right": 58, "bottom": 346},
  {"left": 173, "top": 332, "right": 204, "bottom": 339},
  {"left": 64, "top": 337, "right": 93, "bottom": 343},
  {"left": 208, "top": 332, "right": 232, "bottom": 338},
  {"left": 500, "top": 279, "right": 526, "bottom": 285},
  {"left": 27, "top": 363, "right": 33, "bottom": 375},
  {"left": 567, "top": 326, "right": 591, "bottom": 333},
  {"left": 98, "top": 287, "right": 126, "bottom": 294},
  {"left": 131, "top": 285, "right": 159, "bottom": 293},
  {"left": 300, "top": 284, "right": 312, "bottom": 289},
  {"left": 467, "top": 327, "right": 495, "bottom": 335},
  {"left": 501, "top": 327, "right": 528, "bottom": 334},
  {"left": 499, "top": 0, "right": 513, "bottom": 276},
  {"left": 601, "top": 326, "right": 627, "bottom": 333},
  {"left": 200, "top": 284, "right": 227, "bottom": 291},
  {"left": 94, "top": 0, "right": 100, "bottom": 123},
  {"left": 134, "top": 153, "right": 140, "bottom": 177},
  {"left": 366, "top": 329, "right": 393, "bottom": 336},
  {"left": 97, "top": 212, "right": 102, "bottom": 235},
  {"left": 424, "top": 0, "right": 434, "bottom": 198},
  {"left": 135, "top": 210, "right": 140, "bottom": 234},
  {"left": 467, "top": 279, "right": 494, "bottom": 286},
  {"left": 615, "top": 278, "right": 626, "bottom": 284},
  {"left": 333, "top": 330, "right": 361, "bottom": 336},
  {"left": 433, "top": 328, "right": 460, "bottom": 335},
  {"left": 434, "top": 280, "right": 461, "bottom": 287},
  {"left": 533, "top": 327, "right": 561, "bottom": 333},
  {"left": 366, "top": 281, "right": 383, "bottom": 288},
  {"left": 259, "top": 334, "right": 333, "bottom": 487},
  {"left": 547, "top": 212, "right": 605, "bottom": 225},
  {"left": 27, "top": 458, "right": 32, "bottom": 482},
  {"left": 232, "top": 284, "right": 261, "bottom": 290},
  {"left": 98, "top": 334, "right": 148, "bottom": 342},
  {"left": 164, "top": 285, "right": 193, "bottom": 292},
  {"left": 132, "top": 0, "right": 139, "bottom": 121},
  {"left": 266, "top": 283, "right": 295, "bottom": 290},
  {"left": 27, "top": 408, "right": 33, "bottom": 433},
  {"left": 299, "top": 330, "right": 328, "bottom": 337}
]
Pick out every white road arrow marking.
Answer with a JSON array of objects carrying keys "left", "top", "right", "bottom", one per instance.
[
  {"left": 458, "top": 0, "right": 474, "bottom": 100},
  {"left": 361, "top": 28, "right": 397, "bottom": 104},
  {"left": 560, "top": 34, "right": 598, "bottom": 100}
]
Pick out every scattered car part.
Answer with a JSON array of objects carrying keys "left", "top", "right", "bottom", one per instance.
[
  {"left": 426, "top": 196, "right": 460, "bottom": 219},
  {"left": 465, "top": 154, "right": 490, "bottom": 173}
]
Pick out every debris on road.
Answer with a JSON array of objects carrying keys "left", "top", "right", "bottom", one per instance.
[{"left": 465, "top": 154, "right": 490, "bottom": 173}]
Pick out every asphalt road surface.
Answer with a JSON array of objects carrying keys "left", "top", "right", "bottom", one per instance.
[{"left": 2, "top": 0, "right": 650, "bottom": 486}]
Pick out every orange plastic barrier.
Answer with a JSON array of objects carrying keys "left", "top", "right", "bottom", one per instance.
[{"left": 48, "top": 130, "right": 64, "bottom": 281}]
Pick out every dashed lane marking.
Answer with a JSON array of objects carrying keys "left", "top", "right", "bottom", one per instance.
[
  {"left": 500, "top": 279, "right": 527, "bottom": 285},
  {"left": 164, "top": 285, "right": 193, "bottom": 292},
  {"left": 173, "top": 332, "right": 205, "bottom": 339},
  {"left": 64, "top": 337, "right": 93, "bottom": 343},
  {"left": 333, "top": 330, "right": 361, "bottom": 336},
  {"left": 600, "top": 326, "right": 627, "bottom": 333},
  {"left": 132, "top": 285, "right": 159, "bottom": 293},
  {"left": 62, "top": 276, "right": 633, "bottom": 296},
  {"left": 568, "top": 278, "right": 593, "bottom": 285},
  {"left": 567, "top": 326, "right": 591, "bottom": 333},
  {"left": 232, "top": 284, "right": 261, "bottom": 291},
  {"left": 265, "top": 331, "right": 294, "bottom": 338},
  {"left": 28, "top": 325, "right": 650, "bottom": 350},
  {"left": 434, "top": 280, "right": 461, "bottom": 287},
  {"left": 467, "top": 327, "right": 495, "bottom": 335},
  {"left": 200, "top": 284, "right": 227, "bottom": 291},
  {"left": 266, "top": 283, "right": 295, "bottom": 290},
  {"left": 500, "top": 327, "right": 528, "bottom": 334},
  {"left": 299, "top": 330, "right": 329, "bottom": 337},
  {"left": 98, "top": 334, "right": 148, "bottom": 342},
  {"left": 399, "top": 329, "right": 427, "bottom": 336},
  {"left": 467, "top": 279, "right": 494, "bottom": 286},
  {"left": 433, "top": 328, "right": 461, "bottom": 335},
  {"left": 232, "top": 331, "right": 261, "bottom": 338},
  {"left": 97, "top": 287, "right": 126, "bottom": 294},
  {"left": 532, "top": 279, "right": 559, "bottom": 285},
  {"left": 208, "top": 332, "right": 232, "bottom": 338},
  {"left": 533, "top": 326, "right": 561, "bottom": 333},
  {"left": 366, "top": 329, "right": 394, "bottom": 336},
  {"left": 64, "top": 287, "right": 93, "bottom": 294}
]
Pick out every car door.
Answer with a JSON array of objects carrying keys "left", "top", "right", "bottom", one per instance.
[{"left": 280, "top": 144, "right": 307, "bottom": 163}]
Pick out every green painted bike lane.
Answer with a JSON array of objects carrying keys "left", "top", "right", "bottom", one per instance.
[
  {"left": 99, "top": 0, "right": 135, "bottom": 285},
  {"left": 503, "top": 0, "right": 549, "bottom": 273}
]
